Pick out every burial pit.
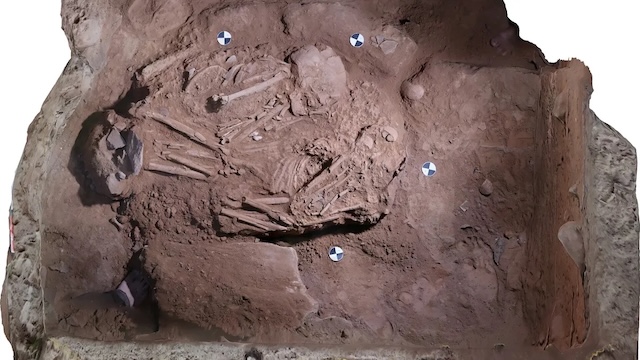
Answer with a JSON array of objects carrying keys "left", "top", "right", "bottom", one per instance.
[{"left": 2, "top": 1, "right": 638, "bottom": 359}]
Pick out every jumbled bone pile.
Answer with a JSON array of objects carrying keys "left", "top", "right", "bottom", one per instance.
[{"left": 127, "top": 44, "right": 407, "bottom": 235}]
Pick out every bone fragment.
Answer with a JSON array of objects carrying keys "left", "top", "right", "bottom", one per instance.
[
  {"left": 225, "top": 157, "right": 269, "bottom": 182},
  {"left": 266, "top": 98, "right": 278, "bottom": 107},
  {"left": 109, "top": 217, "right": 123, "bottom": 231},
  {"left": 141, "top": 47, "right": 196, "bottom": 81},
  {"left": 167, "top": 143, "right": 187, "bottom": 150},
  {"left": 221, "top": 197, "right": 241, "bottom": 209},
  {"left": 145, "top": 111, "right": 227, "bottom": 154},
  {"left": 218, "top": 120, "right": 254, "bottom": 141},
  {"left": 147, "top": 112, "right": 206, "bottom": 142},
  {"left": 146, "top": 161, "right": 208, "bottom": 180},
  {"left": 316, "top": 170, "right": 350, "bottom": 195},
  {"left": 329, "top": 155, "right": 346, "bottom": 173},
  {"left": 304, "top": 156, "right": 348, "bottom": 192},
  {"left": 165, "top": 153, "right": 214, "bottom": 177},
  {"left": 220, "top": 208, "right": 288, "bottom": 231},
  {"left": 381, "top": 126, "right": 398, "bottom": 142},
  {"left": 238, "top": 103, "right": 287, "bottom": 141},
  {"left": 319, "top": 189, "right": 350, "bottom": 216},
  {"left": 273, "top": 117, "right": 306, "bottom": 131},
  {"left": 253, "top": 197, "right": 291, "bottom": 205},
  {"left": 185, "top": 65, "right": 225, "bottom": 93},
  {"left": 264, "top": 104, "right": 292, "bottom": 131},
  {"left": 216, "top": 72, "right": 288, "bottom": 105},
  {"left": 319, "top": 194, "right": 339, "bottom": 216},
  {"left": 243, "top": 197, "right": 294, "bottom": 226},
  {"left": 221, "top": 64, "right": 243, "bottom": 87},
  {"left": 301, "top": 214, "right": 342, "bottom": 227},
  {"left": 278, "top": 105, "right": 289, "bottom": 117},
  {"left": 187, "top": 68, "right": 196, "bottom": 80},
  {"left": 185, "top": 149, "right": 217, "bottom": 160},
  {"left": 218, "top": 119, "right": 248, "bottom": 133},
  {"left": 330, "top": 203, "right": 364, "bottom": 215}
]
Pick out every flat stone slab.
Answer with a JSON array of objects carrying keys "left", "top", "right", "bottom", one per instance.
[{"left": 149, "top": 242, "right": 318, "bottom": 339}]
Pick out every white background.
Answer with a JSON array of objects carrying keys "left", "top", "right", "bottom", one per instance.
[{"left": 0, "top": 1, "right": 637, "bottom": 357}]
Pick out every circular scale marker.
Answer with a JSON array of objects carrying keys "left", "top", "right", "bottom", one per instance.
[
  {"left": 421, "top": 161, "right": 437, "bottom": 177},
  {"left": 350, "top": 33, "right": 365, "bottom": 48},
  {"left": 217, "top": 31, "right": 232, "bottom": 46},
  {"left": 328, "top": 246, "right": 344, "bottom": 262}
]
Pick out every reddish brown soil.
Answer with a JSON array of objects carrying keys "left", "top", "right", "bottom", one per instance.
[{"left": 35, "top": 0, "right": 584, "bottom": 357}]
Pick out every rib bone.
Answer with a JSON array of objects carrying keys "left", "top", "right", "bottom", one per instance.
[
  {"left": 184, "top": 65, "right": 225, "bottom": 93},
  {"left": 253, "top": 197, "right": 290, "bottom": 205},
  {"left": 220, "top": 208, "right": 288, "bottom": 231},
  {"left": 243, "top": 197, "right": 294, "bottom": 226},
  {"left": 141, "top": 47, "right": 196, "bottom": 81},
  {"left": 319, "top": 189, "right": 350, "bottom": 216},
  {"left": 304, "top": 156, "right": 348, "bottom": 192},
  {"left": 239, "top": 103, "right": 287, "bottom": 141}
]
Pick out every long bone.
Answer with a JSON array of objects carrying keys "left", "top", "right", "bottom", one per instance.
[
  {"left": 146, "top": 161, "right": 208, "bottom": 181},
  {"left": 164, "top": 153, "right": 214, "bottom": 177},
  {"left": 210, "top": 72, "right": 288, "bottom": 108}
]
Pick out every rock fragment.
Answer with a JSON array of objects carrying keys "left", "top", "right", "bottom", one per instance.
[
  {"left": 124, "top": 127, "right": 144, "bottom": 175},
  {"left": 289, "top": 91, "right": 307, "bottom": 116},
  {"left": 479, "top": 179, "right": 493, "bottom": 196},
  {"left": 290, "top": 45, "right": 347, "bottom": 106},
  {"left": 225, "top": 55, "right": 237, "bottom": 64},
  {"left": 357, "top": 134, "right": 374, "bottom": 149},
  {"left": 106, "top": 129, "right": 126, "bottom": 150},
  {"left": 106, "top": 173, "right": 127, "bottom": 196},
  {"left": 400, "top": 81, "right": 424, "bottom": 100},
  {"left": 373, "top": 35, "right": 385, "bottom": 46},
  {"left": 381, "top": 126, "right": 398, "bottom": 142},
  {"left": 379, "top": 39, "right": 399, "bottom": 54},
  {"left": 557, "top": 220, "right": 585, "bottom": 273}
]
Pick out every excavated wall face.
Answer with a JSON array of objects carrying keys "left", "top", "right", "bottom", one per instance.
[
  {"left": 1, "top": 1, "right": 638, "bottom": 359},
  {"left": 524, "top": 62, "right": 590, "bottom": 349},
  {"left": 524, "top": 60, "right": 639, "bottom": 358}
]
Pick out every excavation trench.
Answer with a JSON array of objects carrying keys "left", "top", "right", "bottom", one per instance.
[{"left": 3, "top": 1, "right": 638, "bottom": 359}]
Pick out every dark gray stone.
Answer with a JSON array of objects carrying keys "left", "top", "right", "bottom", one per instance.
[{"left": 124, "top": 127, "right": 143, "bottom": 175}]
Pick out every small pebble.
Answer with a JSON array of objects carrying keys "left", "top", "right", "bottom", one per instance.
[
  {"left": 359, "top": 135, "right": 374, "bottom": 149},
  {"left": 187, "top": 68, "right": 196, "bottom": 80},
  {"left": 381, "top": 126, "right": 398, "bottom": 142},
  {"left": 401, "top": 81, "right": 425, "bottom": 100},
  {"left": 479, "top": 179, "right": 493, "bottom": 196}
]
